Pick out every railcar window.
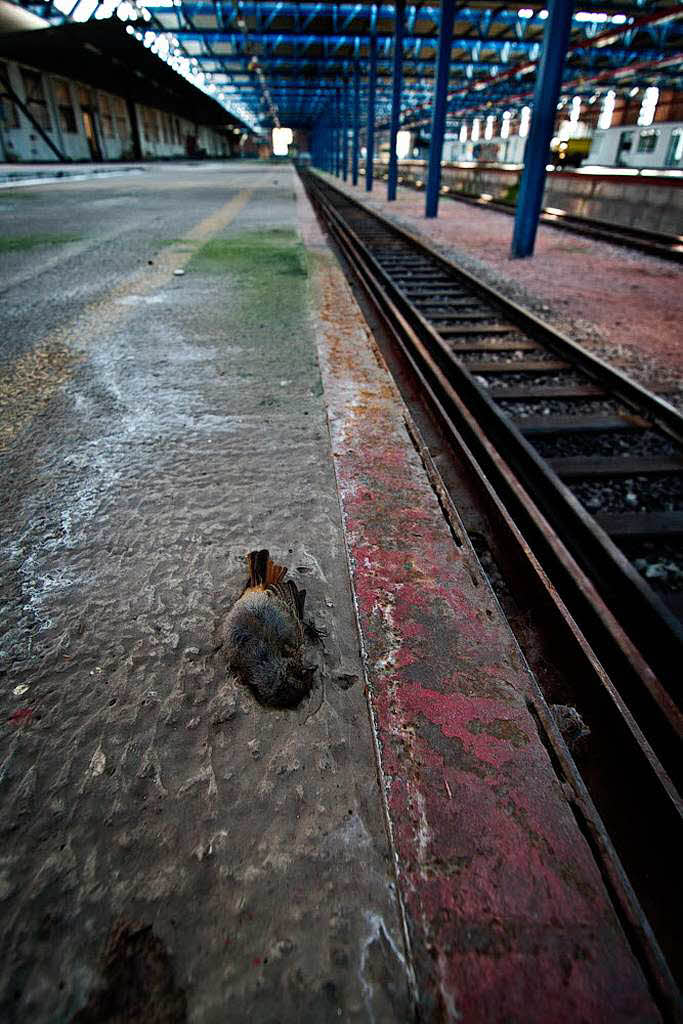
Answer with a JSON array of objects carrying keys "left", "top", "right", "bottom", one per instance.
[
  {"left": 53, "top": 79, "right": 77, "bottom": 134},
  {"left": 21, "top": 69, "right": 51, "bottom": 132},
  {"left": 666, "top": 128, "right": 683, "bottom": 168},
  {"left": 0, "top": 64, "right": 20, "bottom": 129},
  {"left": 637, "top": 129, "right": 659, "bottom": 154}
]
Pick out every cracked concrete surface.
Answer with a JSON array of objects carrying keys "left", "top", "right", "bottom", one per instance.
[{"left": 0, "top": 164, "right": 411, "bottom": 1022}]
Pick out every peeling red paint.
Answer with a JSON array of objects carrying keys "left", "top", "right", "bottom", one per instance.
[{"left": 309, "top": 248, "right": 661, "bottom": 1022}]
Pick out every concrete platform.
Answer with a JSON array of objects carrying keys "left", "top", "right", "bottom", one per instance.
[
  {"left": 0, "top": 162, "right": 661, "bottom": 1021},
  {"left": 0, "top": 161, "right": 146, "bottom": 187}
]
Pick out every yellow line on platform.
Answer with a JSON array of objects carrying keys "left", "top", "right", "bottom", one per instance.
[{"left": 0, "top": 189, "right": 253, "bottom": 452}]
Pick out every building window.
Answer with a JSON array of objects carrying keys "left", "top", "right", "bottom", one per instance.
[
  {"left": 141, "top": 106, "right": 159, "bottom": 143},
  {"left": 637, "top": 129, "right": 659, "bottom": 154},
  {"left": 21, "top": 69, "right": 51, "bottom": 131},
  {"left": 0, "top": 64, "right": 20, "bottom": 128},
  {"left": 53, "top": 79, "right": 77, "bottom": 133},
  {"left": 78, "top": 85, "right": 94, "bottom": 108},
  {"left": 113, "top": 97, "right": 130, "bottom": 140},
  {"left": 99, "top": 93, "right": 116, "bottom": 138}
]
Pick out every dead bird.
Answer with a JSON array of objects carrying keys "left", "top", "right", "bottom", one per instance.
[{"left": 218, "top": 549, "right": 320, "bottom": 708}]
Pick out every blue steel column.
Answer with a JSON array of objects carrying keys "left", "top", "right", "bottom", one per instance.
[
  {"left": 335, "top": 86, "right": 341, "bottom": 176},
  {"left": 342, "top": 77, "right": 350, "bottom": 181},
  {"left": 313, "top": 116, "right": 321, "bottom": 169},
  {"left": 366, "top": 33, "right": 377, "bottom": 191},
  {"left": 511, "top": 0, "right": 573, "bottom": 258},
  {"left": 321, "top": 112, "right": 330, "bottom": 171},
  {"left": 425, "top": 0, "right": 455, "bottom": 218},
  {"left": 327, "top": 114, "right": 333, "bottom": 172},
  {"left": 387, "top": 0, "right": 405, "bottom": 201},
  {"left": 352, "top": 60, "right": 361, "bottom": 186}
]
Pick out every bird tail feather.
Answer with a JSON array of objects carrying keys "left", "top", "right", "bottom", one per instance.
[
  {"left": 246, "top": 549, "right": 287, "bottom": 587},
  {"left": 288, "top": 580, "right": 306, "bottom": 620}
]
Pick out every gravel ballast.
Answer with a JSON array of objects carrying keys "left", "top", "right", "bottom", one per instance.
[{"left": 328, "top": 174, "right": 683, "bottom": 406}]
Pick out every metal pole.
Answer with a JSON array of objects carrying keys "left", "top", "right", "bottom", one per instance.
[
  {"left": 425, "top": 0, "right": 455, "bottom": 218},
  {"left": 387, "top": 0, "right": 405, "bottom": 201},
  {"left": 366, "top": 33, "right": 377, "bottom": 191},
  {"left": 327, "top": 112, "right": 333, "bottom": 171},
  {"left": 342, "top": 77, "right": 349, "bottom": 181},
  {"left": 335, "top": 86, "right": 341, "bottom": 176},
  {"left": 352, "top": 60, "right": 361, "bottom": 186},
  {"left": 315, "top": 116, "right": 324, "bottom": 170},
  {"left": 511, "top": 0, "right": 573, "bottom": 258},
  {"left": 329, "top": 124, "right": 333, "bottom": 171}
]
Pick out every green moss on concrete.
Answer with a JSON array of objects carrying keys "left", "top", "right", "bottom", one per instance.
[
  {"left": 189, "top": 227, "right": 311, "bottom": 336},
  {"left": 188, "top": 228, "right": 319, "bottom": 407},
  {"left": 189, "top": 228, "right": 307, "bottom": 280},
  {"left": 0, "top": 191, "right": 39, "bottom": 201},
  {"left": 0, "top": 234, "right": 81, "bottom": 252}
]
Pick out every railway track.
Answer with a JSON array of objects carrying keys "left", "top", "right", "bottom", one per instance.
[
  {"left": 301, "top": 169, "right": 683, "bottom": 1019},
  {"left": 374, "top": 166, "right": 683, "bottom": 263}
]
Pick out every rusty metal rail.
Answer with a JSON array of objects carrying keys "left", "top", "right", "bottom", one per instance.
[
  {"left": 301, "top": 168, "right": 683, "bottom": 1019},
  {"left": 373, "top": 164, "right": 683, "bottom": 263}
]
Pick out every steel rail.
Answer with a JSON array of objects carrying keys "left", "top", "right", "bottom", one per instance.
[
  {"left": 302, "top": 168, "right": 683, "bottom": 748},
  {"left": 301, "top": 167, "right": 683, "bottom": 1016},
  {"left": 304, "top": 172, "right": 683, "bottom": 743},
  {"left": 303, "top": 167, "right": 683, "bottom": 1015},
  {"left": 449, "top": 189, "right": 683, "bottom": 262},
  {"left": 374, "top": 165, "right": 683, "bottom": 263}
]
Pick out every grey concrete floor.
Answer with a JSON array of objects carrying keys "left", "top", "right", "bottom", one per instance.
[{"left": 0, "top": 164, "right": 411, "bottom": 1022}]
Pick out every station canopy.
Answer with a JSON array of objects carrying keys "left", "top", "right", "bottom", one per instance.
[
  {"left": 8, "top": 1, "right": 683, "bottom": 136},
  {"left": 0, "top": 16, "right": 250, "bottom": 130}
]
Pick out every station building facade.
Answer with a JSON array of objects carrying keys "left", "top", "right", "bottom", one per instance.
[
  {"left": 0, "top": 19, "right": 247, "bottom": 163},
  {"left": 0, "top": 58, "right": 234, "bottom": 162}
]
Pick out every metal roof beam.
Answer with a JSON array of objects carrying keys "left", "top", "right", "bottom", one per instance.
[
  {"left": 152, "top": 35, "right": 676, "bottom": 72},
  {"left": 399, "top": 49, "right": 683, "bottom": 129},
  {"left": 136, "top": 2, "right": 657, "bottom": 27},
  {"left": 166, "top": 29, "right": 550, "bottom": 52}
]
